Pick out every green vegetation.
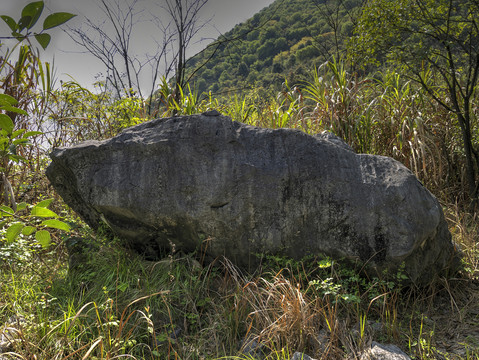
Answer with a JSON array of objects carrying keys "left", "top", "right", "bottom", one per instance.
[
  {"left": 185, "top": 0, "right": 362, "bottom": 95},
  {"left": 353, "top": 0, "right": 479, "bottom": 206},
  {"left": 1, "top": 0, "right": 479, "bottom": 359}
]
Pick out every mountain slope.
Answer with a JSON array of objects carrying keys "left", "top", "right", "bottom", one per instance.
[{"left": 186, "top": 0, "right": 363, "bottom": 95}]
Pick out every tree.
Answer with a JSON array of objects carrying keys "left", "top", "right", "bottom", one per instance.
[
  {"left": 68, "top": 0, "right": 209, "bottom": 112},
  {"left": 311, "top": 0, "right": 365, "bottom": 61},
  {"left": 161, "top": 0, "right": 209, "bottom": 105},
  {"left": 68, "top": 0, "right": 174, "bottom": 109},
  {"left": 238, "top": 62, "right": 249, "bottom": 77},
  {"left": 354, "top": 0, "right": 479, "bottom": 206}
]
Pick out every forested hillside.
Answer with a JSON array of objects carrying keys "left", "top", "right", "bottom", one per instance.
[{"left": 186, "top": 0, "right": 362, "bottom": 94}]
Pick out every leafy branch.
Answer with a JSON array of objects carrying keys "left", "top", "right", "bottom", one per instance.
[
  {"left": 0, "top": 1, "right": 76, "bottom": 249},
  {"left": 0, "top": 93, "right": 41, "bottom": 210},
  {"left": 0, "top": 1, "right": 76, "bottom": 49},
  {"left": 1, "top": 198, "right": 71, "bottom": 249}
]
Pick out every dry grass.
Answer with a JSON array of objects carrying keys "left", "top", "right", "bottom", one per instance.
[{"left": 241, "top": 271, "right": 320, "bottom": 353}]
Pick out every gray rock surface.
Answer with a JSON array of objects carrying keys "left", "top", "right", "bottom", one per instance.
[
  {"left": 0, "top": 316, "right": 25, "bottom": 354},
  {"left": 360, "top": 342, "right": 412, "bottom": 360},
  {"left": 46, "top": 112, "right": 460, "bottom": 284},
  {"left": 291, "top": 352, "right": 316, "bottom": 360},
  {"left": 240, "top": 336, "right": 265, "bottom": 359}
]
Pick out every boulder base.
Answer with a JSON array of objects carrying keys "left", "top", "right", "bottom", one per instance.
[{"left": 46, "top": 112, "right": 460, "bottom": 284}]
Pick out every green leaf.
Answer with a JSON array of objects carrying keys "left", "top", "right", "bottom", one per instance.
[
  {"left": 36, "top": 198, "right": 54, "bottom": 208},
  {"left": 318, "top": 258, "right": 333, "bottom": 268},
  {"left": 7, "top": 154, "right": 25, "bottom": 163},
  {"left": 0, "top": 114, "right": 14, "bottom": 135},
  {"left": 0, "top": 105, "right": 28, "bottom": 116},
  {"left": 0, "top": 205, "right": 14, "bottom": 216},
  {"left": 12, "top": 138, "right": 29, "bottom": 146},
  {"left": 21, "top": 1, "right": 44, "bottom": 29},
  {"left": 16, "top": 202, "right": 28, "bottom": 211},
  {"left": 34, "top": 33, "right": 51, "bottom": 50},
  {"left": 41, "top": 219, "right": 70, "bottom": 231},
  {"left": 12, "top": 32, "right": 27, "bottom": 42},
  {"left": 23, "top": 131, "right": 42, "bottom": 138},
  {"left": 1, "top": 15, "right": 18, "bottom": 32},
  {"left": 36, "top": 229, "right": 51, "bottom": 248},
  {"left": 117, "top": 282, "right": 128, "bottom": 292},
  {"left": 13, "top": 138, "right": 29, "bottom": 146},
  {"left": 43, "top": 12, "right": 76, "bottom": 30},
  {"left": 18, "top": 16, "right": 32, "bottom": 32},
  {"left": 0, "top": 94, "right": 18, "bottom": 106},
  {"left": 12, "top": 129, "right": 27, "bottom": 138},
  {"left": 6, "top": 222, "right": 24, "bottom": 243},
  {"left": 22, "top": 226, "right": 36, "bottom": 236},
  {"left": 31, "top": 206, "right": 58, "bottom": 218},
  {"left": 9, "top": 144, "right": 18, "bottom": 155}
]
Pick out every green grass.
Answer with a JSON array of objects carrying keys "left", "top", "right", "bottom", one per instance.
[{"left": 1, "top": 216, "right": 478, "bottom": 360}]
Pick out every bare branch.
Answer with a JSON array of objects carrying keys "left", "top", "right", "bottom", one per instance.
[{"left": 66, "top": 0, "right": 179, "bottom": 100}]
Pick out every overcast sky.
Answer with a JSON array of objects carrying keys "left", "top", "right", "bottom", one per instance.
[{"left": 2, "top": 0, "right": 276, "bottom": 89}]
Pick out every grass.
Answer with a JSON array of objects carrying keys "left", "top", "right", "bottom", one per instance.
[
  {"left": 1, "top": 58, "right": 478, "bottom": 359},
  {"left": 1, "top": 215, "right": 478, "bottom": 359}
]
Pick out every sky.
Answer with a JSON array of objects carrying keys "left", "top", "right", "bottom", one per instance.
[{"left": 1, "top": 0, "right": 276, "bottom": 89}]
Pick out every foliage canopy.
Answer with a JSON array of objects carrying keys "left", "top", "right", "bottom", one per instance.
[{"left": 354, "top": 0, "right": 479, "bottom": 203}]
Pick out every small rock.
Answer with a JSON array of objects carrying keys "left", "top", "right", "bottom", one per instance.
[
  {"left": 316, "top": 328, "right": 330, "bottom": 353},
  {"left": 291, "top": 352, "right": 316, "bottom": 360},
  {"left": 240, "top": 336, "right": 264, "bottom": 359},
  {"left": 202, "top": 109, "right": 221, "bottom": 116},
  {"left": 370, "top": 322, "right": 385, "bottom": 333},
  {"left": 351, "top": 320, "right": 384, "bottom": 341},
  {"left": 0, "top": 316, "right": 25, "bottom": 353},
  {"left": 360, "top": 341, "right": 411, "bottom": 360}
]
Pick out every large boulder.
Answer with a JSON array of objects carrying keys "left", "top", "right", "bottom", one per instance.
[{"left": 46, "top": 111, "right": 460, "bottom": 284}]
